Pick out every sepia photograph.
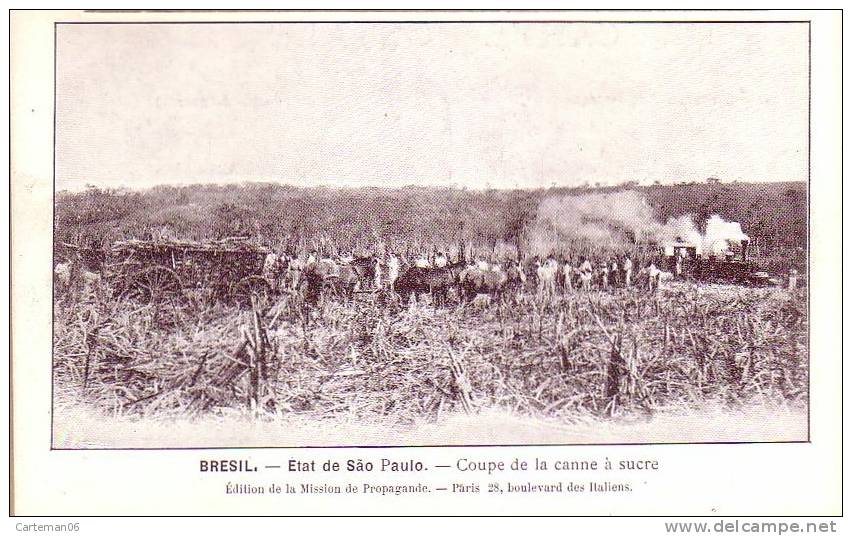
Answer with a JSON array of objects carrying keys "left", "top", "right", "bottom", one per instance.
[{"left": 50, "top": 19, "right": 810, "bottom": 449}]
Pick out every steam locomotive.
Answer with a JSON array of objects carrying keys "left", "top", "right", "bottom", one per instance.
[{"left": 661, "top": 239, "right": 782, "bottom": 287}]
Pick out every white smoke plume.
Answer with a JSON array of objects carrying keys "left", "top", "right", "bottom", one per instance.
[
  {"left": 525, "top": 190, "right": 749, "bottom": 257},
  {"left": 656, "top": 214, "right": 704, "bottom": 253},
  {"left": 528, "top": 191, "right": 663, "bottom": 254},
  {"left": 704, "top": 214, "right": 750, "bottom": 255}
]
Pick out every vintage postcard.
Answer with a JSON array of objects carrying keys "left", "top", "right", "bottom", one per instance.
[{"left": 10, "top": 9, "right": 842, "bottom": 517}]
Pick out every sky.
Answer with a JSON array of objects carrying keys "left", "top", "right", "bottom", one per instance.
[{"left": 55, "top": 22, "right": 809, "bottom": 191}]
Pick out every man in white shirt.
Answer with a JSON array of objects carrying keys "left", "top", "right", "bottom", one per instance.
[
  {"left": 538, "top": 256, "right": 558, "bottom": 296},
  {"left": 647, "top": 261, "right": 661, "bottom": 292},
  {"left": 373, "top": 258, "right": 383, "bottom": 289},
  {"left": 623, "top": 256, "right": 633, "bottom": 287},
  {"left": 579, "top": 257, "right": 593, "bottom": 291},
  {"left": 434, "top": 251, "right": 448, "bottom": 268},
  {"left": 562, "top": 260, "right": 573, "bottom": 291},
  {"left": 387, "top": 253, "right": 400, "bottom": 288}
]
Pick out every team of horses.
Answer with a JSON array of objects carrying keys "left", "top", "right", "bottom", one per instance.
[{"left": 264, "top": 253, "right": 530, "bottom": 306}]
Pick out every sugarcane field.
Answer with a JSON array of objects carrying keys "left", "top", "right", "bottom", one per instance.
[{"left": 52, "top": 183, "right": 808, "bottom": 447}]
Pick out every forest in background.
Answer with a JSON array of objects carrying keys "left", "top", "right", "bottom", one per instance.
[{"left": 55, "top": 180, "right": 807, "bottom": 259}]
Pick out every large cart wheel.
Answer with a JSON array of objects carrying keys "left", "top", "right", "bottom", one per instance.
[
  {"left": 232, "top": 275, "right": 272, "bottom": 308},
  {"left": 119, "top": 266, "right": 183, "bottom": 304}
]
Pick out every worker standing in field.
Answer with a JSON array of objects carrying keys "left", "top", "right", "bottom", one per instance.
[
  {"left": 647, "top": 261, "right": 661, "bottom": 293},
  {"left": 533, "top": 259, "right": 542, "bottom": 292},
  {"left": 623, "top": 255, "right": 633, "bottom": 288},
  {"left": 788, "top": 268, "right": 799, "bottom": 290},
  {"left": 562, "top": 259, "right": 574, "bottom": 292},
  {"left": 263, "top": 252, "right": 280, "bottom": 291},
  {"left": 434, "top": 251, "right": 448, "bottom": 268},
  {"left": 579, "top": 257, "right": 593, "bottom": 291},
  {"left": 543, "top": 256, "right": 559, "bottom": 296},
  {"left": 373, "top": 257, "right": 383, "bottom": 289},
  {"left": 610, "top": 258, "right": 620, "bottom": 287},
  {"left": 600, "top": 261, "right": 609, "bottom": 290},
  {"left": 387, "top": 252, "right": 400, "bottom": 289}
]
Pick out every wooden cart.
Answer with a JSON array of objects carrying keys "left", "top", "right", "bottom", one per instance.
[{"left": 58, "top": 238, "right": 273, "bottom": 306}]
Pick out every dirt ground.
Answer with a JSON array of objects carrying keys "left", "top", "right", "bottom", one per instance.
[{"left": 53, "top": 400, "right": 806, "bottom": 449}]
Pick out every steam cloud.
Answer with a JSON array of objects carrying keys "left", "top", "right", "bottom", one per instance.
[{"left": 525, "top": 191, "right": 749, "bottom": 257}]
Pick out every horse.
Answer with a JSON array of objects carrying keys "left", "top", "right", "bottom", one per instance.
[
  {"left": 459, "top": 265, "right": 510, "bottom": 303},
  {"left": 302, "top": 258, "right": 361, "bottom": 304},
  {"left": 348, "top": 255, "right": 378, "bottom": 288},
  {"left": 393, "top": 260, "right": 465, "bottom": 306}
]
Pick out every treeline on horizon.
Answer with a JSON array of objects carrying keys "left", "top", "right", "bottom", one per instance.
[{"left": 55, "top": 180, "right": 807, "bottom": 257}]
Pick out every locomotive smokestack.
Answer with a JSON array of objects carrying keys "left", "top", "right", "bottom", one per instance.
[{"left": 741, "top": 239, "right": 750, "bottom": 262}]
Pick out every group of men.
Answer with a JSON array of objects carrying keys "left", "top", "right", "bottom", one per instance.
[
  {"left": 264, "top": 247, "right": 669, "bottom": 296},
  {"left": 533, "top": 254, "right": 668, "bottom": 295}
]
